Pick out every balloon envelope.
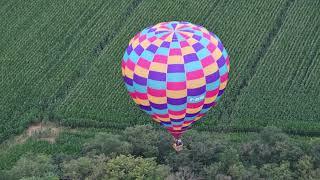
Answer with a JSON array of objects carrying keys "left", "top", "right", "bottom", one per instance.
[{"left": 122, "top": 21, "right": 230, "bottom": 138}]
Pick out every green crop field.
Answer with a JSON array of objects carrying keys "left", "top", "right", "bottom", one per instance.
[{"left": 1, "top": 0, "right": 319, "bottom": 142}]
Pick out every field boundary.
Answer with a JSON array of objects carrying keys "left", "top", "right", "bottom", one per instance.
[{"left": 58, "top": 116, "right": 320, "bottom": 137}]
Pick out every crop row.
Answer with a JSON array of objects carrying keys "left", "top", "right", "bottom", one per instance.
[
  {"left": 56, "top": 0, "right": 300, "bottom": 132},
  {"left": 230, "top": 0, "right": 320, "bottom": 132},
  {"left": 0, "top": 0, "right": 137, "bottom": 142}
]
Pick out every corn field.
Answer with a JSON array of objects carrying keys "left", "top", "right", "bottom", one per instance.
[{"left": 0, "top": 0, "right": 319, "bottom": 143}]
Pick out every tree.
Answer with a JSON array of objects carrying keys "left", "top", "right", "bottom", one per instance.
[
  {"left": 241, "top": 165, "right": 260, "bottom": 180},
  {"left": 3, "top": 153, "right": 56, "bottom": 179},
  {"left": 186, "top": 130, "right": 226, "bottom": 166},
  {"left": 82, "top": 133, "right": 132, "bottom": 157},
  {"left": 227, "top": 162, "right": 246, "bottom": 179},
  {"left": 105, "top": 155, "right": 170, "bottom": 180},
  {"left": 296, "top": 155, "right": 318, "bottom": 180},
  {"left": 202, "top": 163, "right": 223, "bottom": 179},
  {"left": 311, "top": 139, "right": 320, "bottom": 168},
  {"left": 20, "top": 173, "right": 59, "bottom": 180},
  {"left": 240, "top": 127, "right": 303, "bottom": 166},
  {"left": 166, "top": 166, "right": 197, "bottom": 180},
  {"left": 51, "top": 153, "right": 74, "bottom": 178},
  {"left": 259, "top": 161, "right": 294, "bottom": 180},
  {"left": 123, "top": 125, "right": 162, "bottom": 157},
  {"left": 165, "top": 130, "right": 226, "bottom": 173},
  {"left": 62, "top": 154, "right": 108, "bottom": 180},
  {"left": 219, "top": 147, "right": 240, "bottom": 171}
]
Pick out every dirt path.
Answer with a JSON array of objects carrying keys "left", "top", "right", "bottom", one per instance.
[{"left": 15, "top": 122, "right": 60, "bottom": 144}]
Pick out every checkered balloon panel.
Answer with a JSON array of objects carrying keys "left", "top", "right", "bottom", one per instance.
[{"left": 122, "top": 21, "right": 230, "bottom": 138}]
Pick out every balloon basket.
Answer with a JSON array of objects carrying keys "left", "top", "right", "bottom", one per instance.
[{"left": 172, "top": 138, "right": 183, "bottom": 152}]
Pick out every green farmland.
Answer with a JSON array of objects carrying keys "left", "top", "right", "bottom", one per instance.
[
  {"left": 0, "top": 0, "right": 320, "bottom": 178},
  {"left": 1, "top": 0, "right": 319, "bottom": 141}
]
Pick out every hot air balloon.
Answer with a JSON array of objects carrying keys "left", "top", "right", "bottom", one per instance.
[{"left": 121, "top": 21, "right": 230, "bottom": 151}]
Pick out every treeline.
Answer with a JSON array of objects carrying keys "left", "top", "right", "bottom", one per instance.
[{"left": 1, "top": 125, "right": 319, "bottom": 179}]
